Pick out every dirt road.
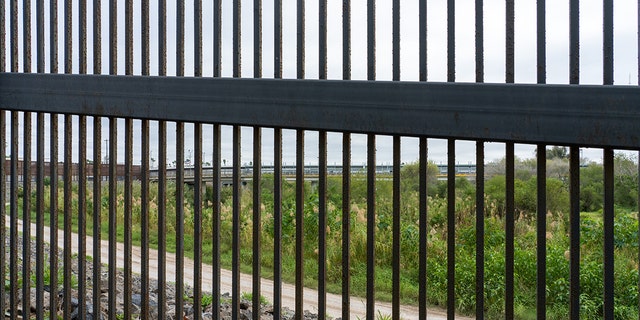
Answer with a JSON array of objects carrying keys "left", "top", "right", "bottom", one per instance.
[{"left": 6, "top": 216, "right": 470, "bottom": 319}]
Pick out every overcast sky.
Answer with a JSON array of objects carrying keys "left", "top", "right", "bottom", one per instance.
[{"left": 4, "top": 0, "right": 639, "bottom": 166}]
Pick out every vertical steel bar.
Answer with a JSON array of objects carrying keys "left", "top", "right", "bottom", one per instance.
[
  {"left": 297, "top": 0, "right": 305, "bottom": 79},
  {"left": 108, "top": 117, "right": 117, "bottom": 320},
  {"left": 93, "top": 0, "right": 101, "bottom": 74},
  {"left": 318, "top": 130, "right": 327, "bottom": 319},
  {"left": 37, "top": 0, "right": 44, "bottom": 73},
  {"left": 569, "top": 0, "right": 579, "bottom": 84},
  {"left": 21, "top": 112, "right": 31, "bottom": 320},
  {"left": 159, "top": 0, "right": 166, "bottom": 76},
  {"left": 35, "top": 113, "right": 45, "bottom": 319},
  {"left": 342, "top": 132, "right": 351, "bottom": 320},
  {"left": 569, "top": 146, "right": 580, "bottom": 320},
  {"left": 64, "top": 0, "right": 71, "bottom": 74},
  {"left": 63, "top": 114, "right": 72, "bottom": 319},
  {"left": 392, "top": 136, "right": 401, "bottom": 320},
  {"left": 92, "top": 117, "right": 101, "bottom": 318},
  {"left": 274, "top": 0, "right": 281, "bottom": 78},
  {"left": 214, "top": 0, "right": 222, "bottom": 77},
  {"left": 176, "top": 122, "right": 185, "bottom": 319},
  {"left": 232, "top": 126, "right": 241, "bottom": 319},
  {"left": 367, "top": 0, "right": 375, "bottom": 81},
  {"left": 233, "top": 0, "right": 241, "bottom": 77},
  {"left": 50, "top": 0, "right": 58, "bottom": 73},
  {"left": 536, "top": 0, "right": 545, "bottom": 84},
  {"left": 418, "top": 0, "right": 428, "bottom": 312},
  {"left": 0, "top": 0, "right": 4, "bottom": 72},
  {"left": 273, "top": 128, "right": 283, "bottom": 319},
  {"left": 141, "top": 119, "right": 150, "bottom": 318},
  {"left": 177, "top": 0, "right": 184, "bottom": 76},
  {"left": 254, "top": 0, "right": 262, "bottom": 78},
  {"left": 49, "top": 114, "right": 59, "bottom": 319},
  {"left": 142, "top": 0, "right": 149, "bottom": 75},
  {"left": 79, "top": 0, "right": 87, "bottom": 74},
  {"left": 252, "top": 2, "right": 263, "bottom": 308},
  {"left": 10, "top": 0, "right": 17, "bottom": 72},
  {"left": 0, "top": 112, "right": 6, "bottom": 316},
  {"left": 603, "top": 0, "right": 613, "bottom": 85},
  {"left": 505, "top": 142, "right": 515, "bottom": 319},
  {"left": 195, "top": 0, "right": 202, "bottom": 77},
  {"left": 419, "top": 0, "right": 426, "bottom": 82},
  {"left": 158, "top": 121, "right": 167, "bottom": 319},
  {"left": 447, "top": 0, "right": 455, "bottom": 82},
  {"left": 319, "top": 0, "right": 326, "bottom": 79},
  {"left": 271, "top": 0, "right": 280, "bottom": 313},
  {"left": 77, "top": 115, "right": 87, "bottom": 320},
  {"left": 124, "top": 118, "right": 133, "bottom": 320},
  {"left": 9, "top": 111, "right": 18, "bottom": 320},
  {"left": 392, "top": 2, "right": 403, "bottom": 308},
  {"left": 141, "top": 0, "right": 150, "bottom": 310},
  {"left": 295, "top": 129, "right": 305, "bottom": 320},
  {"left": 603, "top": 148, "right": 614, "bottom": 319},
  {"left": 23, "top": 0, "right": 31, "bottom": 72},
  {"left": 568, "top": 0, "right": 580, "bottom": 315},
  {"left": 447, "top": 139, "right": 455, "bottom": 320},
  {"left": 109, "top": 0, "right": 117, "bottom": 74},
  {"left": 342, "top": 0, "right": 350, "bottom": 80},
  {"left": 475, "top": 0, "right": 485, "bottom": 316},
  {"left": 419, "top": 137, "right": 428, "bottom": 320},
  {"left": 194, "top": 123, "right": 203, "bottom": 320},
  {"left": 475, "top": 0, "right": 483, "bottom": 82},
  {"left": 125, "top": 0, "right": 132, "bottom": 75},
  {"left": 212, "top": 124, "right": 222, "bottom": 320},
  {"left": 475, "top": 141, "right": 485, "bottom": 319},
  {"left": 366, "top": 133, "right": 376, "bottom": 319},
  {"left": 506, "top": 0, "right": 514, "bottom": 83},
  {"left": 392, "top": 0, "right": 399, "bottom": 81},
  {"left": 253, "top": 127, "right": 262, "bottom": 320},
  {"left": 537, "top": 145, "right": 547, "bottom": 319}
]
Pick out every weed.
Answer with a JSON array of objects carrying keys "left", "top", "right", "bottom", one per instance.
[
  {"left": 240, "top": 292, "right": 269, "bottom": 306},
  {"left": 201, "top": 293, "right": 214, "bottom": 308}
]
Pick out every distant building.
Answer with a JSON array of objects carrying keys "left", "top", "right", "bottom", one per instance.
[{"left": 3, "top": 159, "right": 141, "bottom": 182}]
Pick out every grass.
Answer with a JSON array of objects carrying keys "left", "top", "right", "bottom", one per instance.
[{"left": 11, "top": 169, "right": 640, "bottom": 319}]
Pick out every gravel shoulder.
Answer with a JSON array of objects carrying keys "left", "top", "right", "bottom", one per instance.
[{"left": 5, "top": 216, "right": 470, "bottom": 319}]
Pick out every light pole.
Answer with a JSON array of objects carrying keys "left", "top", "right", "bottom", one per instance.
[{"left": 104, "top": 139, "right": 109, "bottom": 163}]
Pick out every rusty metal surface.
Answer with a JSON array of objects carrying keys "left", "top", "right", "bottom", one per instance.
[{"left": 3, "top": 73, "right": 640, "bottom": 149}]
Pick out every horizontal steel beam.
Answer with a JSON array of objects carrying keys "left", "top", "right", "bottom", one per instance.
[{"left": 2, "top": 72, "right": 640, "bottom": 149}]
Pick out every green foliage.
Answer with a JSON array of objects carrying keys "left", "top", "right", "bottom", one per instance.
[
  {"left": 240, "top": 292, "right": 269, "bottom": 306},
  {"left": 201, "top": 293, "right": 214, "bottom": 308},
  {"left": 20, "top": 154, "right": 640, "bottom": 319},
  {"left": 547, "top": 146, "right": 569, "bottom": 160}
]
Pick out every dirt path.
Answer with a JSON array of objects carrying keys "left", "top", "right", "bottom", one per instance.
[{"left": 6, "top": 216, "right": 471, "bottom": 319}]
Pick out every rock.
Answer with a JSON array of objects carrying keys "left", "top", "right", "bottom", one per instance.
[
  {"left": 131, "top": 294, "right": 142, "bottom": 307},
  {"left": 29, "top": 288, "right": 51, "bottom": 313},
  {"left": 239, "top": 309, "right": 251, "bottom": 320},
  {"left": 100, "top": 275, "right": 109, "bottom": 293},
  {"left": 263, "top": 305, "right": 274, "bottom": 314}
]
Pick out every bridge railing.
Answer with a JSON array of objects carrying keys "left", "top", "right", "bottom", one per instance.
[{"left": 1, "top": 0, "right": 640, "bottom": 319}]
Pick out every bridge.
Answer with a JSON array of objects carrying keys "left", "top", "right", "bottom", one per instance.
[{"left": 149, "top": 164, "right": 477, "bottom": 185}]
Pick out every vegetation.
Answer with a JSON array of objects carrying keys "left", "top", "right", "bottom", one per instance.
[{"left": 16, "top": 151, "right": 640, "bottom": 319}]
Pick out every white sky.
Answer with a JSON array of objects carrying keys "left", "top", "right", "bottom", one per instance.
[{"left": 4, "top": 0, "right": 639, "bottom": 165}]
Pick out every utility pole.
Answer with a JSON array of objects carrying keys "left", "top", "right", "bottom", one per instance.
[{"left": 104, "top": 139, "right": 109, "bottom": 163}]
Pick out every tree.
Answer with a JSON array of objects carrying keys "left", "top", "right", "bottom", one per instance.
[
  {"left": 399, "top": 161, "right": 440, "bottom": 193},
  {"left": 547, "top": 146, "right": 569, "bottom": 160}
]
